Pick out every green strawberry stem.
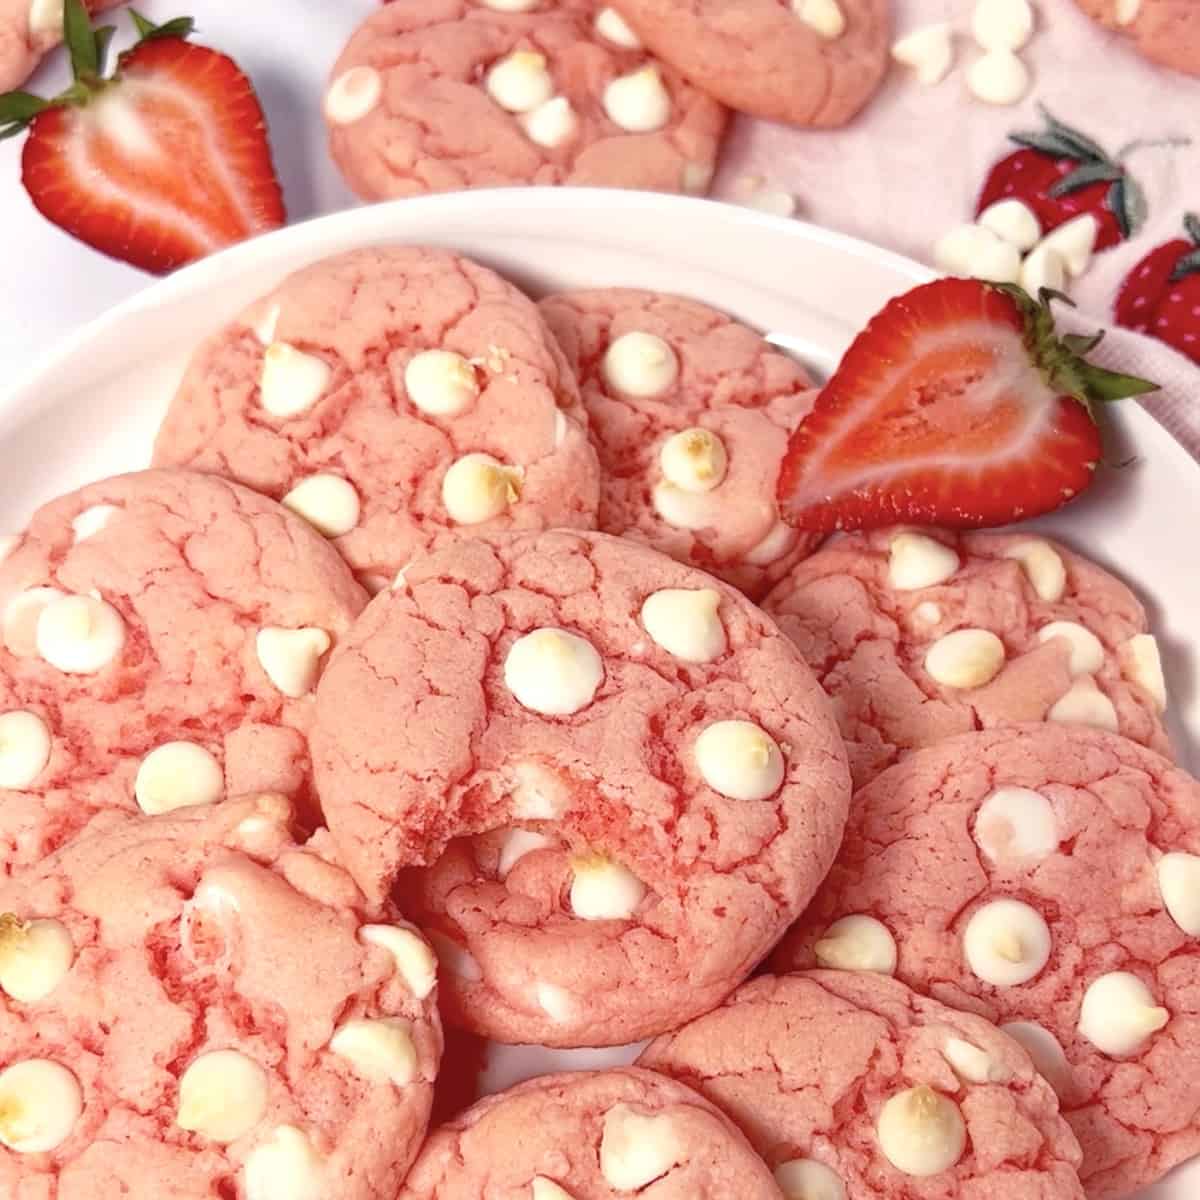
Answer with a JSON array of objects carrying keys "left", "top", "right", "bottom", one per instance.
[{"left": 1170, "top": 212, "right": 1200, "bottom": 283}]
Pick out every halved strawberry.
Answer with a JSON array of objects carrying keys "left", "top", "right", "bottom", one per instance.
[
  {"left": 777, "top": 279, "right": 1158, "bottom": 532},
  {"left": 0, "top": 2, "right": 285, "bottom": 273}
]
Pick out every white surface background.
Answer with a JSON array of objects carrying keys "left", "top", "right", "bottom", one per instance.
[{"left": 0, "top": 0, "right": 378, "bottom": 375}]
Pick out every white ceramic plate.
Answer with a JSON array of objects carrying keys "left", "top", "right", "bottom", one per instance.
[{"left": 1, "top": 189, "right": 1195, "bottom": 1198}]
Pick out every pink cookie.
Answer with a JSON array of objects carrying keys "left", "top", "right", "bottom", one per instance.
[
  {"left": 773, "top": 725, "right": 1200, "bottom": 1199},
  {"left": 539, "top": 288, "right": 821, "bottom": 600},
  {"left": 0, "top": 0, "right": 121, "bottom": 91},
  {"left": 153, "top": 246, "right": 599, "bottom": 589},
  {"left": 1072, "top": 0, "right": 1200, "bottom": 77},
  {"left": 401, "top": 1067, "right": 780, "bottom": 1198},
  {"left": 324, "top": 0, "right": 727, "bottom": 201},
  {"left": 641, "top": 969, "right": 1086, "bottom": 1198},
  {"left": 0, "top": 793, "right": 442, "bottom": 1199},
  {"left": 609, "top": 0, "right": 890, "bottom": 127},
  {"left": 0, "top": 469, "right": 366, "bottom": 874},
  {"left": 762, "top": 528, "right": 1171, "bottom": 788},
  {"left": 314, "top": 530, "right": 849, "bottom": 1046}
]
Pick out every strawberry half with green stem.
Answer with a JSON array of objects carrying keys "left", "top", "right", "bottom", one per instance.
[
  {"left": 977, "top": 107, "right": 1167, "bottom": 251},
  {"left": 0, "top": 0, "right": 285, "bottom": 274},
  {"left": 776, "top": 278, "right": 1158, "bottom": 533},
  {"left": 1115, "top": 212, "right": 1200, "bottom": 364}
]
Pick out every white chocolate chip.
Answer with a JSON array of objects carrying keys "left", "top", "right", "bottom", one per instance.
[
  {"left": 743, "top": 187, "right": 798, "bottom": 218},
  {"left": 532, "top": 1178, "right": 576, "bottom": 1200},
  {"left": 504, "top": 627, "right": 604, "bottom": 716},
  {"left": 497, "top": 828, "right": 555, "bottom": 879},
  {"left": 888, "top": 533, "right": 959, "bottom": 590},
  {"left": 599, "top": 1104, "right": 687, "bottom": 1190},
  {"left": 963, "top": 899, "right": 1051, "bottom": 987},
  {"left": 943, "top": 1037, "right": 1005, "bottom": 1084},
  {"left": 1000, "top": 1021, "right": 1068, "bottom": 1085},
  {"left": 641, "top": 588, "right": 726, "bottom": 663},
  {"left": 135, "top": 741, "right": 224, "bottom": 815},
  {"left": 933, "top": 223, "right": 1022, "bottom": 283},
  {"left": 602, "top": 331, "right": 679, "bottom": 397},
  {"left": 405, "top": 350, "right": 480, "bottom": 416},
  {"left": 36, "top": 594, "right": 125, "bottom": 674},
  {"left": 1003, "top": 539, "right": 1066, "bottom": 602},
  {"left": 651, "top": 483, "right": 718, "bottom": 531},
  {"left": 892, "top": 23, "right": 954, "bottom": 85},
  {"left": 520, "top": 95, "right": 579, "bottom": 148},
  {"left": 252, "top": 303, "right": 281, "bottom": 346},
  {"left": 594, "top": 6, "right": 641, "bottom": 48},
  {"left": 914, "top": 601, "right": 943, "bottom": 625},
  {"left": 1047, "top": 675, "right": 1118, "bottom": 732},
  {"left": 244, "top": 1126, "right": 325, "bottom": 1200},
  {"left": 442, "top": 453, "right": 523, "bottom": 525},
  {"left": 1121, "top": 634, "right": 1167, "bottom": 712},
  {"left": 695, "top": 720, "right": 785, "bottom": 802},
  {"left": 177, "top": 1050, "right": 269, "bottom": 1143},
  {"left": 1020, "top": 244, "right": 1067, "bottom": 295},
  {"left": 792, "top": 0, "right": 846, "bottom": 38},
  {"left": 814, "top": 914, "right": 898, "bottom": 974},
  {"left": 428, "top": 931, "right": 482, "bottom": 981},
  {"left": 1036, "top": 621, "right": 1104, "bottom": 676},
  {"left": 511, "top": 762, "right": 569, "bottom": 820},
  {"left": 569, "top": 853, "right": 646, "bottom": 920},
  {"left": 744, "top": 520, "right": 798, "bottom": 566},
  {"left": 774, "top": 1158, "right": 846, "bottom": 1200},
  {"left": 924, "top": 628, "right": 1005, "bottom": 689},
  {"left": 360, "top": 925, "right": 437, "bottom": 999},
  {"left": 0, "top": 710, "right": 51, "bottom": 789},
  {"left": 27, "top": 0, "right": 64, "bottom": 37},
  {"left": 0, "top": 915, "right": 74, "bottom": 1003},
  {"left": 0, "top": 534, "right": 18, "bottom": 564},
  {"left": 0, "top": 1059, "right": 82, "bottom": 1152},
  {"left": 966, "top": 49, "right": 1030, "bottom": 105},
  {"left": 324, "top": 66, "right": 382, "bottom": 126},
  {"left": 603, "top": 66, "right": 672, "bottom": 133},
  {"left": 535, "top": 981, "right": 574, "bottom": 1022},
  {"left": 975, "top": 787, "right": 1058, "bottom": 863},
  {"left": 281, "top": 474, "right": 360, "bottom": 538},
  {"left": 1115, "top": 0, "right": 1142, "bottom": 25},
  {"left": 330, "top": 1018, "right": 417, "bottom": 1087},
  {"left": 71, "top": 504, "right": 119, "bottom": 544},
  {"left": 1078, "top": 972, "right": 1169, "bottom": 1056},
  {"left": 259, "top": 343, "right": 331, "bottom": 418},
  {"left": 256, "top": 627, "right": 331, "bottom": 698},
  {"left": 1156, "top": 853, "right": 1200, "bottom": 936},
  {"left": 481, "top": 0, "right": 540, "bottom": 9},
  {"left": 876, "top": 1087, "right": 966, "bottom": 1177},
  {"left": 3, "top": 587, "right": 63, "bottom": 658},
  {"left": 1036, "top": 214, "right": 1098, "bottom": 277},
  {"left": 972, "top": 0, "right": 1035, "bottom": 51},
  {"left": 486, "top": 51, "right": 555, "bottom": 114},
  {"left": 659, "top": 428, "right": 728, "bottom": 494},
  {"left": 978, "top": 199, "right": 1042, "bottom": 250}
]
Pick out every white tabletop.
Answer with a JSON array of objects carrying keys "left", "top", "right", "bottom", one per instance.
[{"left": 0, "top": 0, "right": 376, "bottom": 377}]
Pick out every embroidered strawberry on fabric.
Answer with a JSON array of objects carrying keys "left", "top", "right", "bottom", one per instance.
[
  {"left": 977, "top": 107, "right": 1147, "bottom": 253},
  {"left": 1116, "top": 213, "right": 1200, "bottom": 364}
]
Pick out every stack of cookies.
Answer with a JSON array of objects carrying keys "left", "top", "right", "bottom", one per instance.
[{"left": 1, "top": 240, "right": 1196, "bottom": 1200}]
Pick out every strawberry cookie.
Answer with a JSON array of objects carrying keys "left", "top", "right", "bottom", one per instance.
[
  {"left": 539, "top": 287, "right": 819, "bottom": 599},
  {"left": 773, "top": 725, "right": 1200, "bottom": 1199},
  {"left": 400, "top": 1067, "right": 781, "bottom": 1198},
  {"left": 640, "top": 970, "right": 1085, "bottom": 1198},
  {"left": 762, "top": 528, "right": 1171, "bottom": 787},
  {"left": 606, "top": 0, "right": 890, "bottom": 127},
  {"left": 0, "top": 794, "right": 442, "bottom": 1199},
  {"left": 324, "top": 0, "right": 727, "bottom": 201},
  {"left": 0, "top": 0, "right": 121, "bottom": 91},
  {"left": 313, "top": 530, "right": 849, "bottom": 1045},
  {"left": 153, "top": 246, "right": 599, "bottom": 588},
  {"left": 0, "top": 469, "right": 366, "bottom": 873},
  {"left": 1072, "top": 0, "right": 1200, "bottom": 77}
]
